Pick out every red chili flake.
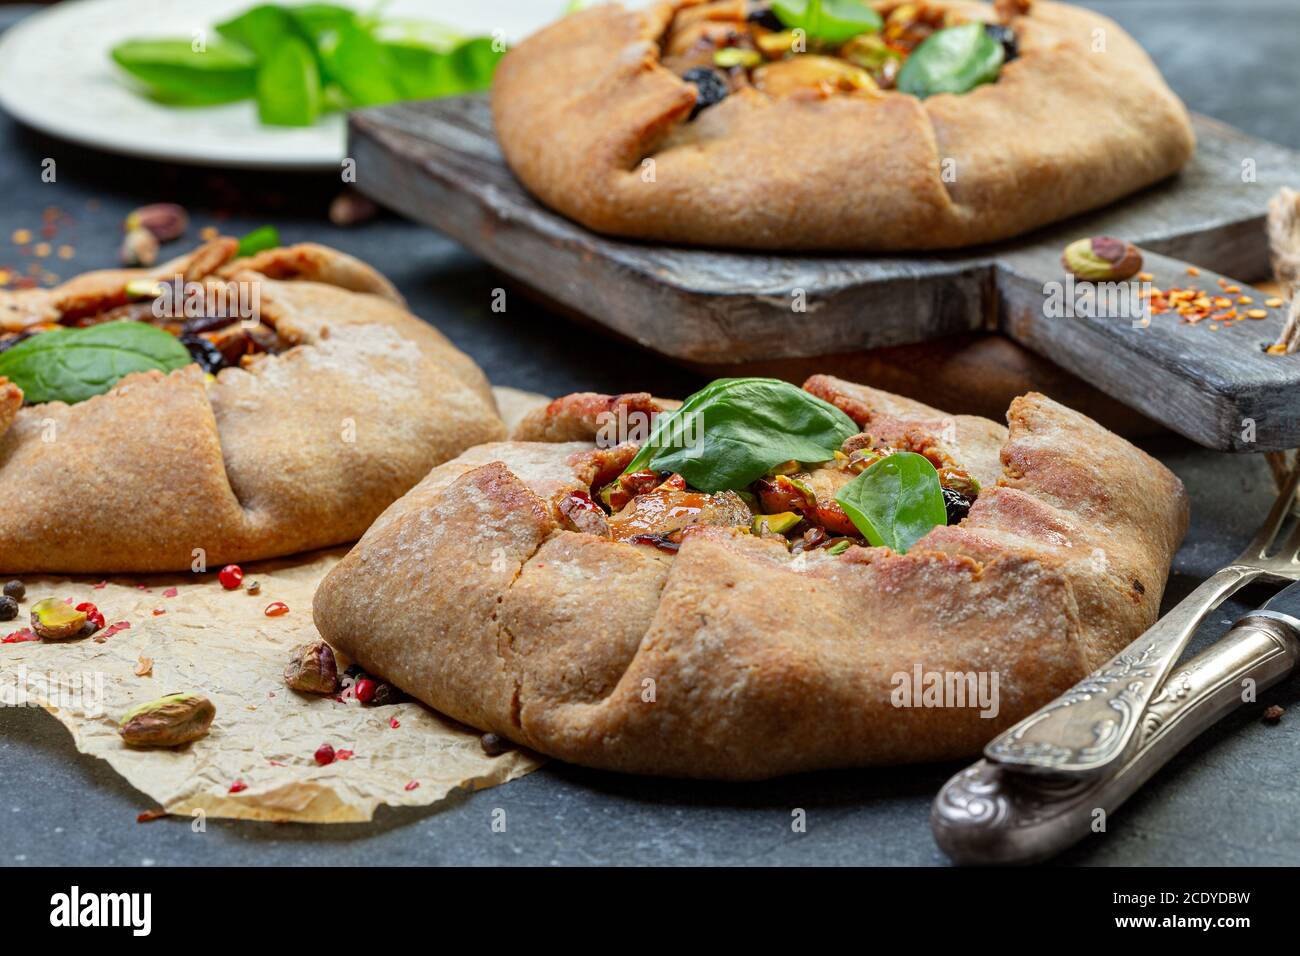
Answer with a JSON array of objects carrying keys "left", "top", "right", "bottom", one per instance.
[
  {"left": 268, "top": 760, "right": 287, "bottom": 767},
  {"left": 228, "top": 780, "right": 248, "bottom": 794},
  {"left": 135, "top": 584, "right": 151, "bottom": 592},
  {"left": 264, "top": 601, "right": 289, "bottom": 617},
  {"left": 162, "top": 587, "right": 178, "bottom": 598},
  {"left": 217, "top": 564, "right": 243, "bottom": 590},
  {"left": 93, "top": 581, "right": 107, "bottom": 590},
  {"left": 404, "top": 780, "right": 420, "bottom": 792},
  {"left": 63, "top": 596, "right": 73, "bottom": 604},
  {"left": 3, "top": 629, "right": 38, "bottom": 644},
  {"left": 152, "top": 608, "right": 166, "bottom": 616},
  {"left": 335, "top": 749, "right": 354, "bottom": 760},
  {"left": 354, "top": 677, "right": 375, "bottom": 703},
  {"left": 389, "top": 717, "right": 400, "bottom": 729},
  {"left": 314, "top": 743, "right": 336, "bottom": 765},
  {"left": 137, "top": 809, "right": 166, "bottom": 823}
]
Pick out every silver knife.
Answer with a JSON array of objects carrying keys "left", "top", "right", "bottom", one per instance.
[{"left": 932, "top": 580, "right": 1300, "bottom": 865}]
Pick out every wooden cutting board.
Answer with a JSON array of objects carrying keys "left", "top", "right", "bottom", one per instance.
[{"left": 348, "top": 95, "right": 1300, "bottom": 452}]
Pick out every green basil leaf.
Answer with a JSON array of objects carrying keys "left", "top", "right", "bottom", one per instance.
[
  {"left": 624, "top": 378, "right": 860, "bottom": 493},
  {"left": 896, "top": 21, "right": 1005, "bottom": 98},
  {"left": 325, "top": 21, "right": 404, "bottom": 106},
  {"left": 834, "top": 452, "right": 947, "bottom": 554},
  {"left": 236, "top": 225, "right": 280, "bottom": 257},
  {"left": 215, "top": 4, "right": 295, "bottom": 60},
  {"left": 256, "top": 35, "right": 322, "bottom": 126},
  {"left": 0, "top": 321, "right": 193, "bottom": 406},
  {"left": 381, "top": 35, "right": 505, "bottom": 98},
  {"left": 110, "top": 38, "right": 257, "bottom": 105},
  {"left": 772, "top": 0, "right": 882, "bottom": 44}
]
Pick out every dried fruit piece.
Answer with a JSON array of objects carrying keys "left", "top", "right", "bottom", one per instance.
[
  {"left": 124, "top": 203, "right": 189, "bottom": 242},
  {"left": 314, "top": 743, "right": 336, "bottom": 765},
  {"left": 217, "top": 564, "right": 243, "bottom": 590},
  {"left": 3, "top": 580, "right": 24, "bottom": 600},
  {"left": 245, "top": 580, "right": 261, "bottom": 595},
  {"left": 480, "top": 732, "right": 509, "bottom": 756},
  {"left": 229, "top": 779, "right": 247, "bottom": 793},
  {"left": 283, "top": 641, "right": 338, "bottom": 695},
  {"left": 30, "top": 598, "right": 88, "bottom": 640},
  {"left": 373, "top": 682, "right": 404, "bottom": 706},
  {"left": 264, "top": 601, "right": 289, "bottom": 617},
  {"left": 135, "top": 656, "right": 153, "bottom": 677},
  {"left": 76, "top": 601, "right": 105, "bottom": 632},
  {"left": 118, "top": 692, "right": 215, "bottom": 748},
  {"left": 0, "top": 596, "right": 16, "bottom": 622},
  {"left": 1061, "top": 236, "right": 1143, "bottom": 281}
]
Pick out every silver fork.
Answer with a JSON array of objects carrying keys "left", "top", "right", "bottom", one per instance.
[{"left": 983, "top": 466, "right": 1300, "bottom": 778}]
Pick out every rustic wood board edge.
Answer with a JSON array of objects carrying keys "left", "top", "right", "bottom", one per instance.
[{"left": 348, "top": 97, "right": 1300, "bottom": 451}]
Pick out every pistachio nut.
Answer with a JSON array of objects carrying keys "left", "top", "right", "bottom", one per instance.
[
  {"left": 30, "top": 598, "right": 87, "bottom": 641},
  {"left": 119, "top": 692, "right": 215, "bottom": 747},
  {"left": 283, "top": 641, "right": 339, "bottom": 695},
  {"left": 1061, "top": 236, "right": 1143, "bottom": 282},
  {"left": 124, "top": 203, "right": 189, "bottom": 242},
  {"left": 119, "top": 226, "right": 159, "bottom": 267}
]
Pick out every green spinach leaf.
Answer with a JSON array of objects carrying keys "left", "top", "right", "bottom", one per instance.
[
  {"left": 110, "top": 39, "right": 257, "bottom": 105},
  {"left": 624, "top": 378, "right": 860, "bottom": 493},
  {"left": 256, "top": 35, "right": 322, "bottom": 126},
  {"left": 772, "top": 0, "right": 882, "bottom": 44},
  {"left": 896, "top": 21, "right": 1004, "bottom": 98},
  {"left": 834, "top": 452, "right": 947, "bottom": 553},
  {"left": 0, "top": 322, "right": 193, "bottom": 406}
]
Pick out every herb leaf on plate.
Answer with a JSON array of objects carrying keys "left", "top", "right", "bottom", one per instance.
[
  {"left": 624, "top": 377, "right": 860, "bottom": 493},
  {"left": 834, "top": 452, "right": 947, "bottom": 553},
  {"left": 110, "top": 39, "right": 257, "bottom": 105},
  {"left": 108, "top": 2, "right": 507, "bottom": 127},
  {"left": 256, "top": 35, "right": 322, "bottom": 126},
  {"left": 0, "top": 322, "right": 194, "bottom": 406}
]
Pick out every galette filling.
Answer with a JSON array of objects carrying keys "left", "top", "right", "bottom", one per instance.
[
  {"left": 553, "top": 377, "right": 979, "bottom": 556},
  {"left": 664, "top": 0, "right": 1020, "bottom": 115},
  {"left": 0, "top": 276, "right": 286, "bottom": 406}
]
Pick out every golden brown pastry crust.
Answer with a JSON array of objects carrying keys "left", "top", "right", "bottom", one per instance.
[
  {"left": 491, "top": 0, "right": 1195, "bottom": 251},
  {"left": 0, "top": 243, "right": 506, "bottom": 573},
  {"left": 313, "top": 376, "right": 1188, "bottom": 779}
]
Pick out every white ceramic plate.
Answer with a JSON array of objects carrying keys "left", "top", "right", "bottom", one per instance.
[{"left": 0, "top": 0, "right": 566, "bottom": 170}]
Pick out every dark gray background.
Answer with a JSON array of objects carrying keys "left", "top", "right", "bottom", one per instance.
[{"left": 2, "top": 1, "right": 1299, "bottom": 867}]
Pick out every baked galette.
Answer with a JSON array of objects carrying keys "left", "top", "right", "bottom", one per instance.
[
  {"left": 492, "top": 0, "right": 1194, "bottom": 251},
  {"left": 0, "top": 240, "right": 505, "bottom": 572},
  {"left": 314, "top": 375, "right": 1187, "bottom": 779}
]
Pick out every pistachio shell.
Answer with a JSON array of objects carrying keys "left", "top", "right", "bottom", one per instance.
[
  {"left": 1061, "top": 236, "right": 1143, "bottom": 281},
  {"left": 30, "top": 598, "right": 87, "bottom": 641}
]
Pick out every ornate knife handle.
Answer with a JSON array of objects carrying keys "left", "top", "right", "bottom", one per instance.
[
  {"left": 983, "top": 565, "right": 1259, "bottom": 777},
  {"left": 934, "top": 611, "right": 1300, "bottom": 865}
]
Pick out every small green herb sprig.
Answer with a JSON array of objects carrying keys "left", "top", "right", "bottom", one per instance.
[
  {"left": 110, "top": 2, "right": 506, "bottom": 127},
  {"left": 896, "top": 21, "right": 1005, "bottom": 98},
  {"left": 772, "top": 0, "right": 882, "bottom": 45}
]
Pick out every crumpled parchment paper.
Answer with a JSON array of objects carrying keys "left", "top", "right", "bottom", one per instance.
[{"left": 0, "top": 387, "right": 551, "bottom": 823}]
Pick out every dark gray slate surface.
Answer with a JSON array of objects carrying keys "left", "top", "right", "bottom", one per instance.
[{"left": 2, "top": 1, "right": 1299, "bottom": 866}]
